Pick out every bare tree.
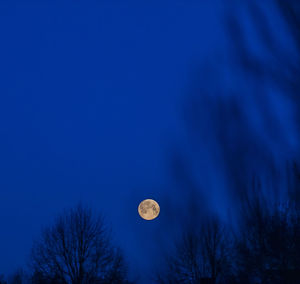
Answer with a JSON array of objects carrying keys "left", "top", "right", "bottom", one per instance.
[
  {"left": 0, "top": 275, "right": 7, "bottom": 284},
  {"left": 9, "top": 273, "right": 22, "bottom": 284},
  {"left": 7, "top": 269, "right": 28, "bottom": 284},
  {"left": 30, "top": 204, "right": 132, "bottom": 284},
  {"left": 235, "top": 178, "right": 300, "bottom": 284},
  {"left": 157, "top": 217, "right": 232, "bottom": 284}
]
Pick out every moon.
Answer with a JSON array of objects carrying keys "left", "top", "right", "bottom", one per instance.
[{"left": 138, "top": 199, "right": 160, "bottom": 220}]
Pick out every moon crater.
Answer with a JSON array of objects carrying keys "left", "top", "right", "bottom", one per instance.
[{"left": 138, "top": 199, "right": 160, "bottom": 220}]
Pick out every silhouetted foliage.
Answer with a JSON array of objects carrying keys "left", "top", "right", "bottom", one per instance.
[
  {"left": 287, "top": 162, "right": 300, "bottom": 207},
  {"left": 156, "top": 217, "right": 233, "bottom": 284},
  {"left": 160, "top": 0, "right": 300, "bottom": 275},
  {"left": 224, "top": 3, "right": 300, "bottom": 282},
  {"left": 157, "top": 172, "right": 300, "bottom": 283},
  {"left": 9, "top": 273, "right": 22, "bottom": 284},
  {"left": 0, "top": 275, "right": 7, "bottom": 284},
  {"left": 7, "top": 269, "right": 28, "bottom": 284},
  {"left": 233, "top": 177, "right": 300, "bottom": 284},
  {"left": 30, "top": 204, "right": 132, "bottom": 284}
]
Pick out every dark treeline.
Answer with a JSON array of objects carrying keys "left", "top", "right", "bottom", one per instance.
[
  {"left": 1, "top": 168, "right": 300, "bottom": 284},
  {"left": 156, "top": 165, "right": 300, "bottom": 284},
  {"left": 155, "top": 1, "right": 300, "bottom": 283},
  {"left": 0, "top": 204, "right": 133, "bottom": 284}
]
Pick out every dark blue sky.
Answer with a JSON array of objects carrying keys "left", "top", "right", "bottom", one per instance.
[
  {"left": 0, "top": 1, "right": 223, "bottom": 280},
  {"left": 0, "top": 1, "right": 299, "bottom": 282}
]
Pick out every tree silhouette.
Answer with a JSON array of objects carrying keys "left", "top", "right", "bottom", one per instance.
[
  {"left": 234, "top": 178, "right": 300, "bottom": 284},
  {"left": 7, "top": 269, "right": 27, "bottom": 284},
  {"left": 157, "top": 217, "right": 232, "bottom": 284},
  {"left": 156, "top": 1, "right": 300, "bottom": 282},
  {"left": 9, "top": 273, "right": 22, "bottom": 284},
  {"left": 30, "top": 204, "right": 132, "bottom": 284},
  {"left": 0, "top": 275, "right": 7, "bottom": 284}
]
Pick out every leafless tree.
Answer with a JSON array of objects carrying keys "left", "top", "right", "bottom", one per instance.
[
  {"left": 30, "top": 204, "right": 132, "bottom": 284},
  {"left": 0, "top": 275, "right": 7, "bottom": 284},
  {"left": 7, "top": 269, "right": 28, "bottom": 284},
  {"left": 157, "top": 217, "right": 232, "bottom": 284},
  {"left": 9, "top": 274, "right": 22, "bottom": 284},
  {"left": 235, "top": 178, "right": 300, "bottom": 284}
]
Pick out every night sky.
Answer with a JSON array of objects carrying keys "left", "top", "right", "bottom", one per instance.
[{"left": 0, "top": 1, "right": 299, "bottom": 283}]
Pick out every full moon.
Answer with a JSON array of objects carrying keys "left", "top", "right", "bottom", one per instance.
[{"left": 138, "top": 199, "right": 160, "bottom": 220}]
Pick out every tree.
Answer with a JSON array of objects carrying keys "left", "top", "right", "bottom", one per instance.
[
  {"left": 30, "top": 204, "right": 132, "bottom": 284},
  {"left": 0, "top": 275, "right": 7, "bottom": 284},
  {"left": 9, "top": 273, "right": 22, "bottom": 284},
  {"left": 7, "top": 269, "right": 28, "bottom": 284},
  {"left": 157, "top": 217, "right": 232, "bottom": 284},
  {"left": 235, "top": 178, "right": 300, "bottom": 284}
]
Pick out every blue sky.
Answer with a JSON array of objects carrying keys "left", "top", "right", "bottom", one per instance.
[
  {"left": 0, "top": 1, "right": 224, "bottom": 279},
  {"left": 0, "top": 1, "right": 298, "bottom": 282}
]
